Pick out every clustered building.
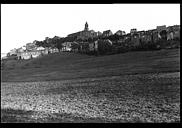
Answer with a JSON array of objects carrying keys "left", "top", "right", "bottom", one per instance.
[
  {"left": 7, "top": 40, "right": 59, "bottom": 60},
  {"left": 5, "top": 22, "right": 180, "bottom": 60}
]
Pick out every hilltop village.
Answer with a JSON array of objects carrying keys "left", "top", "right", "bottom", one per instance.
[{"left": 2, "top": 22, "right": 180, "bottom": 60}]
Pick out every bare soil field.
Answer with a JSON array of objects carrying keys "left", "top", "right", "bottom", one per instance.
[
  {"left": 1, "top": 72, "right": 180, "bottom": 123},
  {"left": 1, "top": 49, "right": 180, "bottom": 123}
]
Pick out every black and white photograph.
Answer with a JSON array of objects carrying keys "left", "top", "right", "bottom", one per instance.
[{"left": 1, "top": 4, "right": 180, "bottom": 123}]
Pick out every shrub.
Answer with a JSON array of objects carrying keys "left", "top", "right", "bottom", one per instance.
[{"left": 97, "top": 40, "right": 112, "bottom": 55}]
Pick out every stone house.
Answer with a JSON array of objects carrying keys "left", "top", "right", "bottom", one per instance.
[
  {"left": 166, "top": 25, "right": 180, "bottom": 40},
  {"left": 115, "top": 30, "right": 126, "bottom": 36},
  {"left": 17, "top": 51, "right": 31, "bottom": 60},
  {"left": 36, "top": 46, "right": 45, "bottom": 51},
  {"left": 71, "top": 42, "right": 80, "bottom": 52},
  {"left": 157, "top": 25, "right": 167, "bottom": 32},
  {"left": 130, "top": 33, "right": 140, "bottom": 46},
  {"left": 167, "top": 31, "right": 174, "bottom": 40},
  {"left": 41, "top": 48, "right": 49, "bottom": 55},
  {"left": 172, "top": 25, "right": 180, "bottom": 40},
  {"left": 117, "top": 34, "right": 131, "bottom": 46},
  {"left": 49, "top": 47, "right": 59, "bottom": 53},
  {"left": 130, "top": 28, "right": 137, "bottom": 35},
  {"left": 136, "top": 31, "right": 145, "bottom": 38},
  {"left": 17, "top": 48, "right": 49, "bottom": 60},
  {"left": 30, "top": 50, "right": 42, "bottom": 58},
  {"left": 102, "top": 30, "right": 113, "bottom": 37},
  {"left": 17, "top": 50, "right": 40, "bottom": 60},
  {"left": 88, "top": 40, "right": 99, "bottom": 52},
  {"left": 151, "top": 29, "right": 159, "bottom": 43},
  {"left": 89, "top": 42, "right": 95, "bottom": 51},
  {"left": 143, "top": 31, "right": 153, "bottom": 43},
  {"left": 117, "top": 37, "right": 125, "bottom": 44},
  {"left": 62, "top": 42, "right": 73, "bottom": 51},
  {"left": 79, "top": 42, "right": 90, "bottom": 52},
  {"left": 156, "top": 25, "right": 167, "bottom": 40},
  {"left": 97, "top": 31, "right": 102, "bottom": 37}
]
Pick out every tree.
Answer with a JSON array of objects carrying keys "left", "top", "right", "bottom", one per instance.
[
  {"left": 36, "top": 40, "right": 51, "bottom": 48},
  {"left": 97, "top": 39, "right": 112, "bottom": 55},
  {"left": 108, "top": 34, "right": 120, "bottom": 41},
  {"left": 76, "top": 38, "right": 83, "bottom": 42},
  {"left": 71, "top": 42, "right": 80, "bottom": 52},
  {"left": 88, "top": 37, "right": 93, "bottom": 43},
  {"left": 159, "top": 30, "right": 167, "bottom": 40},
  {"left": 55, "top": 38, "right": 64, "bottom": 52},
  {"left": 35, "top": 41, "right": 44, "bottom": 47},
  {"left": 64, "top": 36, "right": 76, "bottom": 42}
]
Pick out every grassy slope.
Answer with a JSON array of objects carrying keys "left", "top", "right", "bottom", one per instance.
[{"left": 1, "top": 48, "right": 180, "bottom": 82}]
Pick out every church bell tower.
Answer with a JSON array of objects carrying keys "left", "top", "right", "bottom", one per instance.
[{"left": 84, "top": 22, "right": 89, "bottom": 31}]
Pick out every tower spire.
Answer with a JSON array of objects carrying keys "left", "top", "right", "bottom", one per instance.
[{"left": 84, "top": 21, "right": 89, "bottom": 31}]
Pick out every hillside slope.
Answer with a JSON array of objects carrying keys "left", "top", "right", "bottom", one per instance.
[{"left": 1, "top": 49, "right": 180, "bottom": 82}]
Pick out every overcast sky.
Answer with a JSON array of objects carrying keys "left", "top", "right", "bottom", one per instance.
[{"left": 1, "top": 4, "right": 180, "bottom": 53}]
